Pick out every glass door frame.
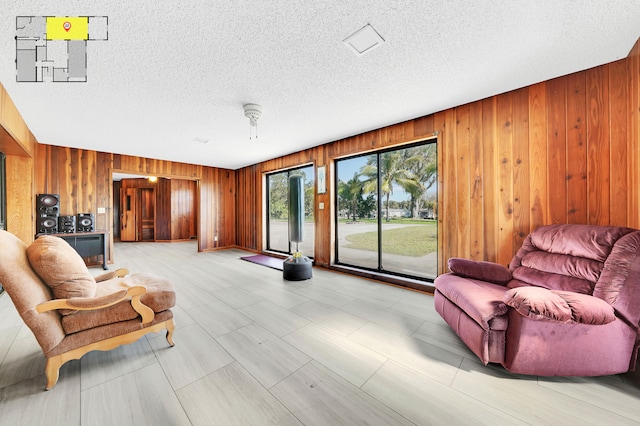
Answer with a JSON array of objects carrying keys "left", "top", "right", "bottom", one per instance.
[{"left": 333, "top": 138, "right": 437, "bottom": 282}]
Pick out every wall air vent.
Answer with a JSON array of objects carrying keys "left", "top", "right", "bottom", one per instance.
[{"left": 343, "top": 24, "right": 385, "bottom": 56}]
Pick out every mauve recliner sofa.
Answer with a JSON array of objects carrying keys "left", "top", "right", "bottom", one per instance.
[{"left": 434, "top": 224, "right": 640, "bottom": 376}]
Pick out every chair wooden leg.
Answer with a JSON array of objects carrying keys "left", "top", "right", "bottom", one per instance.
[
  {"left": 166, "top": 318, "right": 176, "bottom": 347},
  {"left": 44, "top": 357, "right": 62, "bottom": 391}
]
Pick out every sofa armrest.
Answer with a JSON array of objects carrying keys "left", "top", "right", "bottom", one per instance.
[
  {"left": 503, "top": 286, "right": 615, "bottom": 325},
  {"left": 36, "top": 285, "right": 155, "bottom": 325},
  {"left": 94, "top": 268, "right": 129, "bottom": 282},
  {"left": 448, "top": 258, "right": 512, "bottom": 285}
]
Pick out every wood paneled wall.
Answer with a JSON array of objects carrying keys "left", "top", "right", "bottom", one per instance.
[
  {"left": 0, "top": 85, "right": 35, "bottom": 157},
  {"left": 435, "top": 57, "right": 638, "bottom": 268},
  {"left": 236, "top": 43, "right": 640, "bottom": 275},
  {"left": 1, "top": 83, "right": 36, "bottom": 243},
  {"left": 5, "top": 155, "right": 33, "bottom": 242},
  {"left": 629, "top": 38, "right": 640, "bottom": 230},
  {"left": 199, "top": 167, "right": 236, "bottom": 251},
  {"left": 31, "top": 145, "right": 235, "bottom": 261},
  {"left": 235, "top": 165, "right": 260, "bottom": 251},
  {"left": 171, "top": 179, "right": 197, "bottom": 240},
  {"left": 156, "top": 178, "right": 172, "bottom": 240}
]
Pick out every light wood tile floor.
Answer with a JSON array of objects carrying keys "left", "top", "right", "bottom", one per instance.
[{"left": 1, "top": 241, "right": 639, "bottom": 425}]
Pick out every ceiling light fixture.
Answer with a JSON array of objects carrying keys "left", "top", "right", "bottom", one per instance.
[
  {"left": 243, "top": 103, "right": 262, "bottom": 140},
  {"left": 343, "top": 24, "right": 385, "bottom": 56}
]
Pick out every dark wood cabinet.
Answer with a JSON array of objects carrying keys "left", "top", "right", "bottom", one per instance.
[{"left": 39, "top": 231, "right": 108, "bottom": 270}]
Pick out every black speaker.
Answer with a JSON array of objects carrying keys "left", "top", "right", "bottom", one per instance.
[
  {"left": 37, "top": 214, "right": 58, "bottom": 234},
  {"left": 36, "top": 194, "right": 60, "bottom": 215},
  {"left": 58, "top": 215, "right": 75, "bottom": 233},
  {"left": 288, "top": 175, "right": 304, "bottom": 243},
  {"left": 76, "top": 213, "right": 95, "bottom": 232}
]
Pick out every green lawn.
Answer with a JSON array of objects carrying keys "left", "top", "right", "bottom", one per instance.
[
  {"left": 345, "top": 223, "right": 437, "bottom": 257},
  {"left": 339, "top": 218, "right": 436, "bottom": 225}
]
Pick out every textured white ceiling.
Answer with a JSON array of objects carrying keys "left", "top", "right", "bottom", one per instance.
[{"left": 1, "top": 1, "right": 639, "bottom": 170}]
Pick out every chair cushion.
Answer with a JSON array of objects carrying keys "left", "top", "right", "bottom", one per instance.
[
  {"left": 61, "top": 272, "right": 176, "bottom": 334},
  {"left": 27, "top": 236, "right": 97, "bottom": 314}
]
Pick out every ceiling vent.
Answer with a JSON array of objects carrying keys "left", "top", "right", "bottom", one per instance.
[{"left": 343, "top": 24, "right": 385, "bottom": 56}]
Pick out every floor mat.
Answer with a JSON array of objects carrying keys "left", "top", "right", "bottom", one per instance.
[{"left": 240, "top": 254, "right": 284, "bottom": 271}]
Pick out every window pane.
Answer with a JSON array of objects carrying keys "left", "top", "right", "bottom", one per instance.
[
  {"left": 336, "top": 154, "right": 378, "bottom": 270},
  {"left": 267, "top": 171, "right": 289, "bottom": 252},
  {"left": 334, "top": 142, "right": 437, "bottom": 281},
  {"left": 266, "top": 165, "right": 315, "bottom": 258},
  {"left": 380, "top": 145, "right": 437, "bottom": 279},
  {"left": 299, "top": 166, "right": 315, "bottom": 258}
]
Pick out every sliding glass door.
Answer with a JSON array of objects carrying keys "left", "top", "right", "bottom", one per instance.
[
  {"left": 335, "top": 140, "right": 437, "bottom": 280},
  {"left": 266, "top": 165, "right": 315, "bottom": 258}
]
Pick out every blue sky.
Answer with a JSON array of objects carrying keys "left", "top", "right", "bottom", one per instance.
[
  {"left": 335, "top": 155, "right": 437, "bottom": 201},
  {"left": 336, "top": 155, "right": 411, "bottom": 202}
]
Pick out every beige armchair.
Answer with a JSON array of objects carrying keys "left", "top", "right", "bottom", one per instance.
[{"left": 0, "top": 230, "right": 176, "bottom": 390}]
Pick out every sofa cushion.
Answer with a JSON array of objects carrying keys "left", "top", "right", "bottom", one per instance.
[
  {"left": 448, "top": 258, "right": 512, "bottom": 285},
  {"left": 61, "top": 272, "right": 176, "bottom": 334},
  {"left": 520, "top": 251, "right": 602, "bottom": 284},
  {"left": 526, "top": 224, "right": 634, "bottom": 262},
  {"left": 503, "top": 286, "right": 572, "bottom": 322},
  {"left": 27, "top": 236, "right": 97, "bottom": 314},
  {"left": 511, "top": 267, "right": 595, "bottom": 294}
]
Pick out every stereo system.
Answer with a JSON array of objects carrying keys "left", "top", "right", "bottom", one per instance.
[
  {"left": 37, "top": 193, "right": 59, "bottom": 215},
  {"left": 58, "top": 215, "right": 75, "bottom": 233},
  {"left": 36, "top": 194, "right": 60, "bottom": 234},
  {"left": 37, "top": 215, "right": 58, "bottom": 234},
  {"left": 76, "top": 213, "right": 95, "bottom": 232},
  {"left": 36, "top": 194, "right": 96, "bottom": 235}
]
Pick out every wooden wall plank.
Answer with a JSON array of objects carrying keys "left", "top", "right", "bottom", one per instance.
[
  {"left": 586, "top": 66, "right": 611, "bottom": 225},
  {"left": 6, "top": 155, "right": 33, "bottom": 242},
  {"left": 547, "top": 77, "right": 568, "bottom": 224},
  {"left": 455, "top": 105, "right": 471, "bottom": 259},
  {"left": 609, "top": 59, "right": 629, "bottom": 226},
  {"left": 496, "top": 93, "right": 514, "bottom": 266},
  {"left": 96, "top": 151, "right": 112, "bottom": 235},
  {"left": 468, "top": 101, "right": 484, "bottom": 260},
  {"left": 566, "top": 71, "right": 588, "bottom": 224},
  {"left": 481, "top": 97, "right": 498, "bottom": 262},
  {"left": 511, "top": 87, "right": 530, "bottom": 249},
  {"left": 629, "top": 39, "right": 640, "bottom": 228},
  {"left": 528, "top": 82, "right": 548, "bottom": 229},
  {"left": 441, "top": 109, "right": 458, "bottom": 265},
  {"left": 434, "top": 113, "right": 446, "bottom": 273}
]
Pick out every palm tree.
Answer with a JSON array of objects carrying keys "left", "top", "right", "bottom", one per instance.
[
  {"left": 338, "top": 173, "right": 364, "bottom": 221},
  {"left": 402, "top": 145, "right": 437, "bottom": 218},
  {"left": 360, "top": 152, "right": 420, "bottom": 222}
]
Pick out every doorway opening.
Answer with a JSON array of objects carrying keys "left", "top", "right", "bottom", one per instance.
[{"left": 113, "top": 173, "right": 198, "bottom": 243}]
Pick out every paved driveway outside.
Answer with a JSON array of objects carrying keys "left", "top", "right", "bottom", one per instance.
[{"left": 268, "top": 220, "right": 437, "bottom": 279}]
